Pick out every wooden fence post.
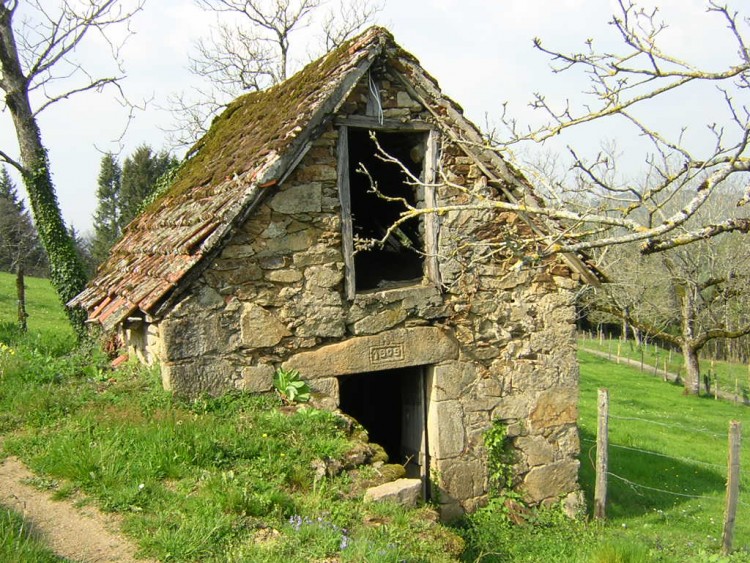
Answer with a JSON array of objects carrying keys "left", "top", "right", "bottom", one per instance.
[
  {"left": 722, "top": 420, "right": 741, "bottom": 555},
  {"left": 16, "top": 266, "right": 27, "bottom": 333},
  {"left": 594, "top": 388, "right": 609, "bottom": 520}
]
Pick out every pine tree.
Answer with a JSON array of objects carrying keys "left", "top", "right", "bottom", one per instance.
[
  {"left": 68, "top": 225, "right": 94, "bottom": 278},
  {"left": 91, "top": 153, "right": 122, "bottom": 266},
  {"left": 0, "top": 167, "right": 47, "bottom": 276},
  {"left": 119, "top": 145, "right": 178, "bottom": 231}
]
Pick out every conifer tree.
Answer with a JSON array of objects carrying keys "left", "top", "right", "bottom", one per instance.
[
  {"left": 91, "top": 153, "right": 122, "bottom": 266},
  {"left": 118, "top": 146, "right": 178, "bottom": 231},
  {"left": 0, "top": 166, "right": 47, "bottom": 276}
]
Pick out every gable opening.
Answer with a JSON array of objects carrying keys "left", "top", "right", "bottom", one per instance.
[
  {"left": 337, "top": 365, "right": 430, "bottom": 496},
  {"left": 347, "top": 129, "right": 427, "bottom": 292}
]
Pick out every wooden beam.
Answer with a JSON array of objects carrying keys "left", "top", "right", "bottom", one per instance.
[
  {"left": 722, "top": 420, "right": 742, "bottom": 555},
  {"left": 423, "top": 128, "right": 441, "bottom": 289},
  {"left": 335, "top": 115, "right": 434, "bottom": 132},
  {"left": 337, "top": 126, "right": 356, "bottom": 300},
  {"left": 594, "top": 388, "right": 609, "bottom": 520}
]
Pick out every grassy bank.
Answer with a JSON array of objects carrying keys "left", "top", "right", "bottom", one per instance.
[
  {"left": 576, "top": 351, "right": 750, "bottom": 560},
  {"left": 0, "top": 342, "right": 461, "bottom": 561},
  {"left": 1, "top": 273, "right": 749, "bottom": 561},
  {"left": 0, "top": 272, "right": 74, "bottom": 342},
  {"left": 579, "top": 335, "right": 750, "bottom": 400}
]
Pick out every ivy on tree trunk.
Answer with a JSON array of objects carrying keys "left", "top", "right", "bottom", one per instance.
[
  {"left": 0, "top": 3, "right": 88, "bottom": 336},
  {"left": 22, "top": 148, "right": 88, "bottom": 335}
]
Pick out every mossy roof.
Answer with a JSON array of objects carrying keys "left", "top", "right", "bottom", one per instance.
[
  {"left": 71, "top": 26, "right": 391, "bottom": 330},
  {"left": 71, "top": 26, "right": 599, "bottom": 331}
]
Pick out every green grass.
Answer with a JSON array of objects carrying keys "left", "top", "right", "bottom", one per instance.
[
  {"left": 579, "top": 335, "right": 750, "bottom": 400},
  {"left": 0, "top": 340, "right": 462, "bottom": 561},
  {"left": 577, "top": 350, "right": 750, "bottom": 561},
  {"left": 2, "top": 273, "right": 750, "bottom": 561},
  {"left": 458, "top": 351, "right": 750, "bottom": 563},
  {"left": 0, "top": 506, "right": 68, "bottom": 562},
  {"left": 0, "top": 271, "right": 74, "bottom": 342}
]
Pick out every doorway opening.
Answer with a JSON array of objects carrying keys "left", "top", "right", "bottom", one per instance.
[{"left": 338, "top": 365, "right": 430, "bottom": 495}]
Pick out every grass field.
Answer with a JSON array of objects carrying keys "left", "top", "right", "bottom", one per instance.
[
  {"left": 0, "top": 271, "right": 74, "bottom": 342},
  {"left": 580, "top": 335, "right": 750, "bottom": 400},
  {"left": 1, "top": 273, "right": 749, "bottom": 561},
  {"left": 577, "top": 351, "right": 750, "bottom": 559}
]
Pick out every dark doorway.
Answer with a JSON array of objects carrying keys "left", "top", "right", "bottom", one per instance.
[
  {"left": 347, "top": 129, "right": 426, "bottom": 291},
  {"left": 338, "top": 366, "right": 429, "bottom": 487}
]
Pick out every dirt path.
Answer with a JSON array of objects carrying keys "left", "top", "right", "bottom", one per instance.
[{"left": 0, "top": 454, "right": 153, "bottom": 562}]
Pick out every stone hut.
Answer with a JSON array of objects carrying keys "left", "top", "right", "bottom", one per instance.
[{"left": 71, "top": 27, "right": 598, "bottom": 518}]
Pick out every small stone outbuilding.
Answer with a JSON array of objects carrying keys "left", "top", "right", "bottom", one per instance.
[{"left": 72, "top": 27, "right": 598, "bottom": 518}]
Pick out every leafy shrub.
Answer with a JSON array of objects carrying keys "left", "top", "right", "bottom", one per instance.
[
  {"left": 273, "top": 368, "right": 310, "bottom": 404},
  {"left": 484, "top": 419, "right": 515, "bottom": 493}
]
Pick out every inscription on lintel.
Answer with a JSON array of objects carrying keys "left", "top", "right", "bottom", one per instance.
[{"left": 369, "top": 343, "right": 405, "bottom": 365}]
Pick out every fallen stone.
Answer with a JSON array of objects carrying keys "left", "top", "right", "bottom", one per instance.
[{"left": 364, "top": 478, "right": 422, "bottom": 508}]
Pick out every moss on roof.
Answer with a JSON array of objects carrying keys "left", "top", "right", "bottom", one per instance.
[
  {"left": 71, "top": 26, "right": 394, "bottom": 329},
  {"left": 163, "top": 27, "right": 392, "bottom": 202}
]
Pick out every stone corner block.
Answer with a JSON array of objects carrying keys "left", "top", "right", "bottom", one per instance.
[
  {"left": 236, "top": 364, "right": 275, "bottom": 393},
  {"left": 529, "top": 387, "right": 578, "bottom": 433},
  {"left": 521, "top": 459, "right": 579, "bottom": 504},
  {"left": 164, "top": 358, "right": 235, "bottom": 398},
  {"left": 432, "top": 361, "right": 476, "bottom": 401},
  {"left": 428, "top": 400, "right": 465, "bottom": 460},
  {"left": 268, "top": 182, "right": 322, "bottom": 214}
]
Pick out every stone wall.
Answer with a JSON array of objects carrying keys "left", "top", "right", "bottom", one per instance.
[
  {"left": 124, "top": 69, "right": 583, "bottom": 517},
  {"left": 122, "top": 319, "right": 162, "bottom": 366}
]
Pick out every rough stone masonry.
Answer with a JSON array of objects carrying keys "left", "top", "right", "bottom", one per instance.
[{"left": 119, "top": 46, "right": 584, "bottom": 519}]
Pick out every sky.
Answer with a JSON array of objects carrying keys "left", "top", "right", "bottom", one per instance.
[{"left": 0, "top": 0, "right": 743, "bottom": 233}]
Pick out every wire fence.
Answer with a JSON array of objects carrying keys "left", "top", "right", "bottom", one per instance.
[
  {"left": 579, "top": 333, "right": 750, "bottom": 402},
  {"left": 590, "top": 389, "right": 745, "bottom": 554}
]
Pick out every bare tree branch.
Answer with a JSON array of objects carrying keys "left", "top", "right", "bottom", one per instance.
[
  {"left": 0, "top": 0, "right": 145, "bottom": 333},
  {"left": 168, "top": 0, "right": 381, "bottom": 147},
  {"left": 0, "top": 148, "right": 23, "bottom": 173}
]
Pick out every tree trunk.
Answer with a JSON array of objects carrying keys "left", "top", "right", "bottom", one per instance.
[
  {"left": 0, "top": 6, "right": 88, "bottom": 335},
  {"left": 677, "top": 278, "right": 702, "bottom": 395},
  {"left": 682, "top": 343, "right": 701, "bottom": 395}
]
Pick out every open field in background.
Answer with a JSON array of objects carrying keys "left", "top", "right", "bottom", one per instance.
[
  {"left": 579, "top": 335, "right": 750, "bottom": 400},
  {"left": 0, "top": 271, "right": 74, "bottom": 342},
  {"left": 1, "top": 273, "right": 749, "bottom": 561},
  {"left": 577, "top": 351, "right": 750, "bottom": 559}
]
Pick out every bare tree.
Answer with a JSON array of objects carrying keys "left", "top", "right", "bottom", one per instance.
[
  {"left": 167, "top": 0, "right": 382, "bottom": 146},
  {"left": 359, "top": 1, "right": 748, "bottom": 261},
  {"left": 579, "top": 182, "right": 750, "bottom": 394},
  {"left": 474, "top": 0, "right": 750, "bottom": 396},
  {"left": 0, "top": 0, "right": 143, "bottom": 334},
  {"left": 501, "top": 0, "right": 750, "bottom": 254}
]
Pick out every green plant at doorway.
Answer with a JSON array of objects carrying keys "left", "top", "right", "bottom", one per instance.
[{"left": 273, "top": 368, "right": 311, "bottom": 404}]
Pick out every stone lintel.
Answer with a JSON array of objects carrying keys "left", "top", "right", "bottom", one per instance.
[{"left": 282, "top": 326, "right": 458, "bottom": 379}]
